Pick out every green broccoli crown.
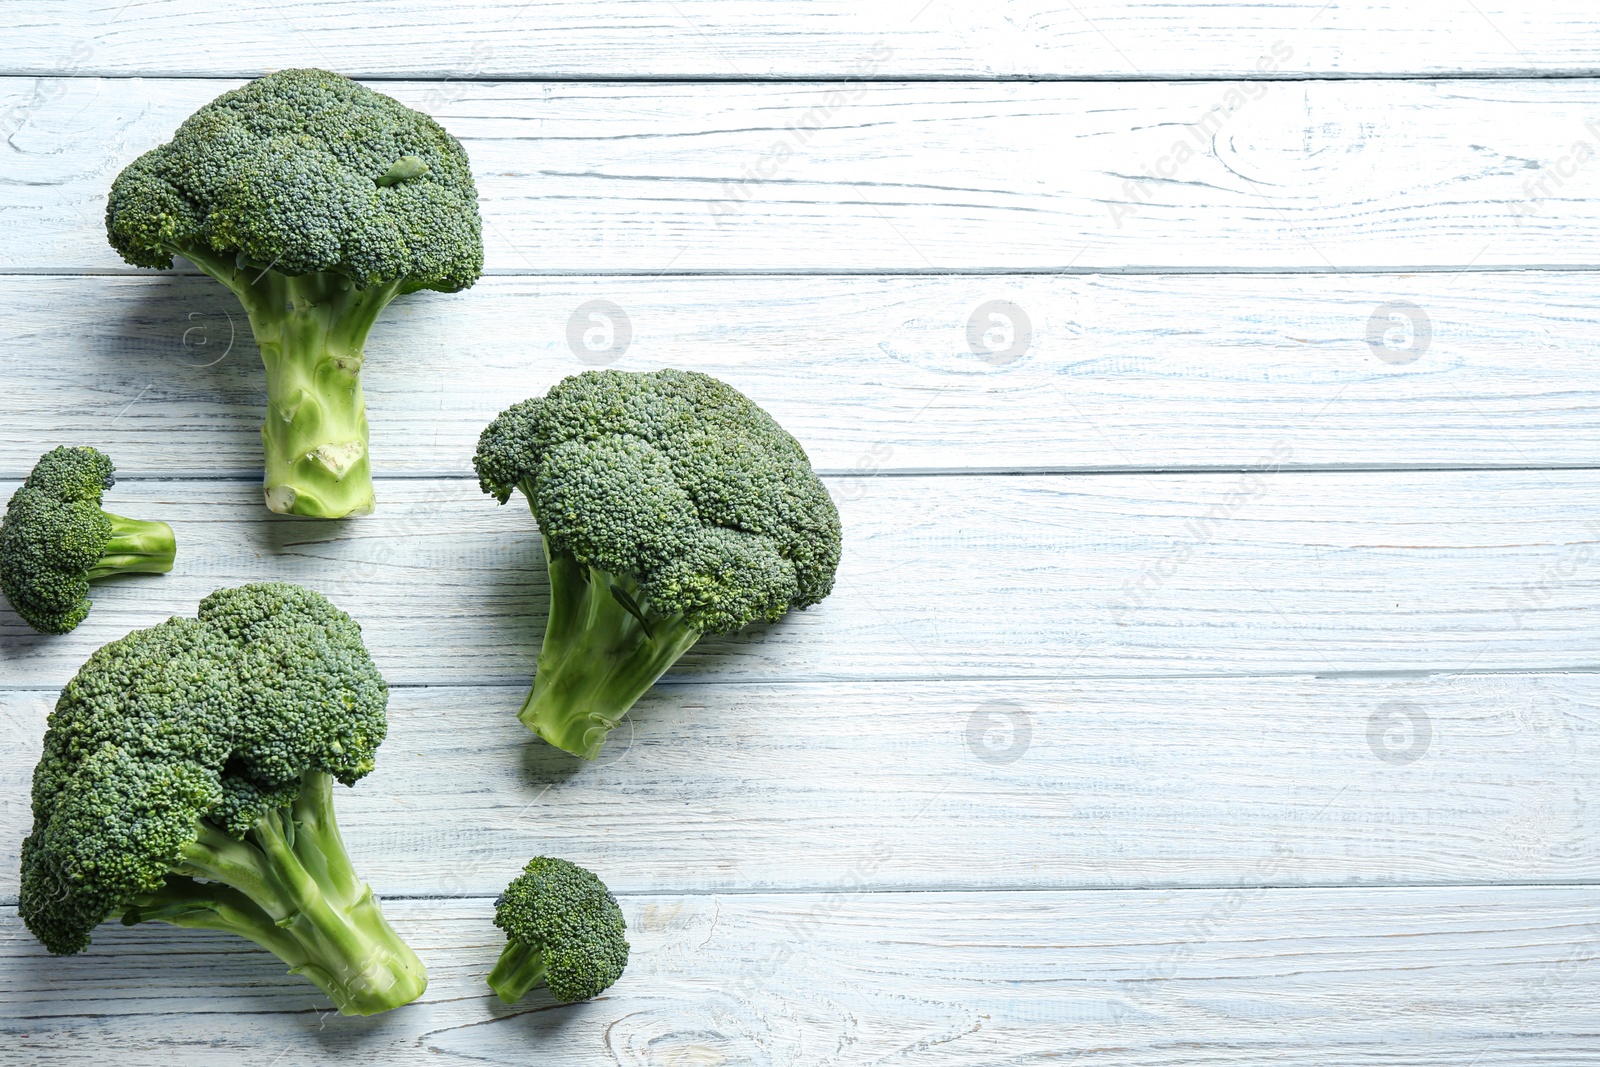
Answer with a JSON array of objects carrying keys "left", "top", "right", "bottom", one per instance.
[
  {"left": 106, "top": 68, "right": 483, "bottom": 293},
  {"left": 1, "top": 447, "right": 119, "bottom": 633},
  {"left": 473, "top": 369, "right": 842, "bottom": 634},
  {"left": 494, "top": 856, "right": 629, "bottom": 1003},
  {"left": 18, "top": 445, "right": 117, "bottom": 500},
  {"left": 20, "top": 582, "right": 389, "bottom": 955}
]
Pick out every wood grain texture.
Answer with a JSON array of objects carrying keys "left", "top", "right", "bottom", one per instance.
[
  {"left": 4, "top": 471, "right": 1600, "bottom": 688},
  {"left": 5, "top": 887, "right": 1600, "bottom": 1066},
  {"left": 7, "top": 77, "right": 1600, "bottom": 273},
  {"left": 6, "top": 672, "right": 1598, "bottom": 900},
  {"left": 4, "top": 1, "right": 1597, "bottom": 79},
  {"left": 6, "top": 9, "right": 1600, "bottom": 1058},
  {"left": 7, "top": 270, "right": 1600, "bottom": 477}
]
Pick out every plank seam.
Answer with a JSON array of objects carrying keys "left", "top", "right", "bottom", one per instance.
[
  {"left": 12, "top": 664, "right": 1600, "bottom": 694},
  {"left": 5, "top": 883, "right": 1600, "bottom": 912},
  {"left": 14, "top": 466, "right": 1600, "bottom": 484},
  {"left": 13, "top": 265, "right": 1600, "bottom": 278},
  {"left": 7, "top": 72, "right": 1600, "bottom": 84}
]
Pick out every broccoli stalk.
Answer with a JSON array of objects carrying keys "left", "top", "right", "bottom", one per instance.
[
  {"left": 179, "top": 246, "right": 404, "bottom": 517},
  {"left": 520, "top": 538, "right": 701, "bottom": 759},
  {"left": 486, "top": 938, "right": 549, "bottom": 1004},
  {"left": 88, "top": 512, "right": 178, "bottom": 579},
  {"left": 118, "top": 771, "right": 425, "bottom": 1016}
]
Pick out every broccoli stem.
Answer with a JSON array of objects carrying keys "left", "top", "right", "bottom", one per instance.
[
  {"left": 126, "top": 770, "right": 426, "bottom": 1016},
  {"left": 85, "top": 512, "right": 176, "bottom": 579},
  {"left": 486, "top": 937, "right": 548, "bottom": 1004},
  {"left": 519, "top": 536, "right": 702, "bottom": 759},
  {"left": 119, "top": 877, "right": 311, "bottom": 972},
  {"left": 177, "top": 243, "right": 402, "bottom": 519}
]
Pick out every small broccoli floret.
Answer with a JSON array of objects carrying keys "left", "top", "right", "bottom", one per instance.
[
  {"left": 19, "top": 582, "right": 425, "bottom": 1016},
  {"left": 487, "top": 857, "right": 629, "bottom": 1004},
  {"left": 106, "top": 68, "right": 484, "bottom": 518},
  {"left": 1, "top": 446, "right": 176, "bottom": 634},
  {"left": 474, "top": 369, "right": 842, "bottom": 759}
]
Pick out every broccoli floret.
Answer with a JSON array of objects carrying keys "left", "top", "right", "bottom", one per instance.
[
  {"left": 1, "top": 446, "right": 176, "bottom": 634},
  {"left": 474, "top": 369, "right": 842, "bottom": 759},
  {"left": 487, "top": 857, "right": 629, "bottom": 1004},
  {"left": 106, "top": 68, "right": 483, "bottom": 518},
  {"left": 19, "top": 582, "right": 426, "bottom": 1016}
]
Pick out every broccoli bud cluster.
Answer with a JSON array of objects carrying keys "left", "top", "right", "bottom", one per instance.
[
  {"left": 21, "top": 583, "right": 389, "bottom": 955},
  {"left": 107, "top": 68, "right": 482, "bottom": 292},
  {"left": 1, "top": 446, "right": 175, "bottom": 634},
  {"left": 14, "top": 66, "right": 852, "bottom": 1026},
  {"left": 489, "top": 856, "right": 630, "bottom": 1004},
  {"left": 476, "top": 368, "right": 841, "bottom": 634},
  {"left": 474, "top": 370, "right": 843, "bottom": 759}
]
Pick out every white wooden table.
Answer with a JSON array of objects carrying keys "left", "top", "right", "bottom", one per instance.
[{"left": 5, "top": 3, "right": 1600, "bottom": 1063}]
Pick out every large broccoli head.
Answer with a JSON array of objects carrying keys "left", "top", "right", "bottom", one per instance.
[
  {"left": 475, "top": 369, "right": 842, "bottom": 634},
  {"left": 473, "top": 369, "right": 842, "bottom": 757},
  {"left": 1, "top": 446, "right": 175, "bottom": 634},
  {"left": 102, "top": 69, "right": 484, "bottom": 520},
  {"left": 106, "top": 68, "right": 482, "bottom": 293},
  {"left": 488, "top": 856, "right": 630, "bottom": 1004},
  {"left": 21, "top": 583, "right": 388, "bottom": 957}
]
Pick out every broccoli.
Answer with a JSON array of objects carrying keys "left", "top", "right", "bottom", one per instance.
[
  {"left": 1, "top": 446, "right": 175, "bottom": 634},
  {"left": 19, "top": 582, "right": 426, "bottom": 1016},
  {"left": 487, "top": 856, "right": 628, "bottom": 1004},
  {"left": 474, "top": 369, "right": 842, "bottom": 759},
  {"left": 105, "top": 68, "right": 483, "bottom": 518}
]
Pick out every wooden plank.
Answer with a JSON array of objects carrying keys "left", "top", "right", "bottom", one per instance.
[
  {"left": 3, "top": 471, "right": 1600, "bottom": 686},
  {"left": 8, "top": 270, "right": 1600, "bottom": 477},
  {"left": 5, "top": 1, "right": 1599, "bottom": 79},
  {"left": 7, "top": 78, "right": 1600, "bottom": 273},
  {"left": 6, "top": 672, "right": 1600, "bottom": 900},
  {"left": 4, "top": 887, "right": 1600, "bottom": 1064}
]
